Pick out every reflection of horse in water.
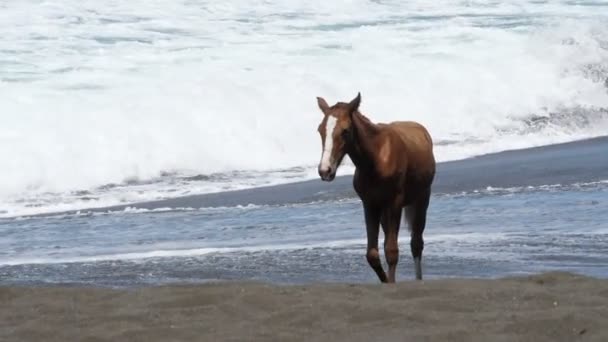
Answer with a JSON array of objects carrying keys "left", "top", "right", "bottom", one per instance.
[{"left": 316, "top": 93, "right": 435, "bottom": 283}]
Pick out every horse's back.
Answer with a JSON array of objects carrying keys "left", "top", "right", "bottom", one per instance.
[
  {"left": 385, "top": 121, "right": 434, "bottom": 156},
  {"left": 384, "top": 120, "right": 436, "bottom": 183}
]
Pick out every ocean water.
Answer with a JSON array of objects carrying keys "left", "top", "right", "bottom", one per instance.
[
  {"left": 1, "top": 179, "right": 607, "bottom": 286},
  {"left": 2, "top": 0, "right": 608, "bottom": 217},
  {"left": 1, "top": 1, "right": 608, "bottom": 285}
]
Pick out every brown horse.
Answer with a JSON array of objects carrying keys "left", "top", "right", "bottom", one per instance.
[{"left": 316, "top": 93, "right": 435, "bottom": 283}]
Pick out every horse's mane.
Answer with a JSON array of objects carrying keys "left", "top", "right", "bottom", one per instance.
[{"left": 354, "top": 111, "right": 374, "bottom": 125}]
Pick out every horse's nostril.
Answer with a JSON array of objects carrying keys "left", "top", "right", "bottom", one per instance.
[{"left": 318, "top": 167, "right": 333, "bottom": 181}]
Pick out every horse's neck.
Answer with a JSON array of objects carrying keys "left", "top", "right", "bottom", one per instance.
[{"left": 349, "top": 111, "right": 379, "bottom": 173}]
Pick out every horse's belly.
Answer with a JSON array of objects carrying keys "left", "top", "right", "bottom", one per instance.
[{"left": 353, "top": 169, "right": 433, "bottom": 207}]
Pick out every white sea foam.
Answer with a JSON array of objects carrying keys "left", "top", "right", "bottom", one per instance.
[
  {"left": 0, "top": 239, "right": 365, "bottom": 266},
  {"left": 1, "top": 1, "right": 608, "bottom": 216},
  {"left": 437, "top": 179, "right": 608, "bottom": 198},
  {"left": 0, "top": 232, "right": 512, "bottom": 266}
]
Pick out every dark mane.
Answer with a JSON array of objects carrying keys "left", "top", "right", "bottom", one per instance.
[{"left": 354, "top": 111, "right": 374, "bottom": 125}]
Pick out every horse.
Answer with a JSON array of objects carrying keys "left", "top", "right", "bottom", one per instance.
[{"left": 315, "top": 92, "right": 435, "bottom": 283}]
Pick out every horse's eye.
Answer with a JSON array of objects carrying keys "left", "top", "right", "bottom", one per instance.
[{"left": 341, "top": 129, "right": 350, "bottom": 137}]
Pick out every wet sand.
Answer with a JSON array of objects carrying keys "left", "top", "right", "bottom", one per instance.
[
  {"left": 2, "top": 272, "right": 607, "bottom": 342},
  {"left": 32, "top": 135, "right": 608, "bottom": 217}
]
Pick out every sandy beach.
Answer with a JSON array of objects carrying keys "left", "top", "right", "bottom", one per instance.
[
  {"left": 3, "top": 1, "right": 608, "bottom": 341},
  {"left": 1, "top": 272, "right": 606, "bottom": 342},
  {"left": 2, "top": 137, "right": 607, "bottom": 341}
]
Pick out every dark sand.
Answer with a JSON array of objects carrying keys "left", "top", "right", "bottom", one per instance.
[
  {"left": 6, "top": 138, "right": 607, "bottom": 340},
  {"left": 2, "top": 272, "right": 607, "bottom": 341},
  {"left": 36, "top": 135, "right": 607, "bottom": 217}
]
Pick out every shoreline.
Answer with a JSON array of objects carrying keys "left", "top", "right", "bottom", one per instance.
[
  {"left": 28, "top": 135, "right": 608, "bottom": 218},
  {"left": 1, "top": 271, "right": 606, "bottom": 341}
]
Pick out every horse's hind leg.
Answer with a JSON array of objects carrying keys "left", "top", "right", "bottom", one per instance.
[
  {"left": 405, "top": 188, "right": 431, "bottom": 280},
  {"left": 363, "top": 202, "right": 388, "bottom": 283}
]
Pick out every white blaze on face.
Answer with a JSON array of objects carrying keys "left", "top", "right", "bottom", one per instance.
[{"left": 319, "top": 116, "right": 337, "bottom": 172}]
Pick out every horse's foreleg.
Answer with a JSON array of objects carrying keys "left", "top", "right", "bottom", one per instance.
[
  {"left": 381, "top": 207, "right": 402, "bottom": 283},
  {"left": 364, "top": 203, "right": 387, "bottom": 283}
]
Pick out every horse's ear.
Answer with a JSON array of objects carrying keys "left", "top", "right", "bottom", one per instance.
[
  {"left": 317, "top": 97, "right": 330, "bottom": 114},
  {"left": 348, "top": 92, "right": 361, "bottom": 113}
]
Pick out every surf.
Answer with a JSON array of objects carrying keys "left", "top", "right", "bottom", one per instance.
[{"left": 1, "top": 0, "right": 608, "bottom": 217}]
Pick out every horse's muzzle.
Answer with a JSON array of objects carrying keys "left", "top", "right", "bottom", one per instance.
[{"left": 318, "top": 167, "right": 336, "bottom": 182}]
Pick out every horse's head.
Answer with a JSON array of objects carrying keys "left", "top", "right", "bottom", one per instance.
[{"left": 315, "top": 92, "right": 361, "bottom": 181}]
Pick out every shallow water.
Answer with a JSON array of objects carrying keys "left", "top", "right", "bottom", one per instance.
[{"left": 1, "top": 179, "right": 606, "bottom": 286}]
